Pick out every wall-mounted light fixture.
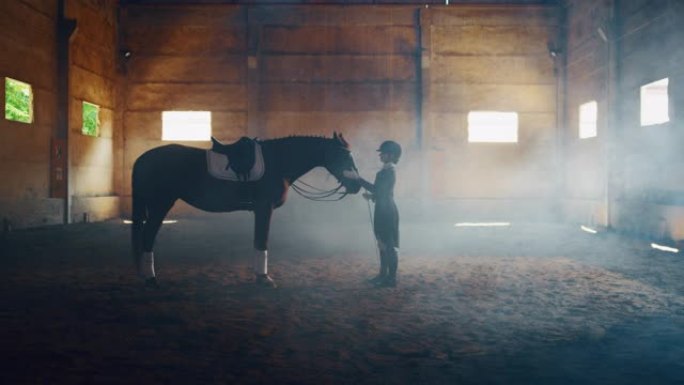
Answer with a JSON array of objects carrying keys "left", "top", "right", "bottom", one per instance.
[
  {"left": 547, "top": 42, "right": 561, "bottom": 58},
  {"left": 597, "top": 27, "right": 608, "bottom": 42}
]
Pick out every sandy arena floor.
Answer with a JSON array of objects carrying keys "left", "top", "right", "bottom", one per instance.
[{"left": 1, "top": 214, "right": 683, "bottom": 384}]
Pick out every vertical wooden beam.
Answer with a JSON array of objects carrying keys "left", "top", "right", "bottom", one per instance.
[
  {"left": 52, "top": 0, "right": 76, "bottom": 224},
  {"left": 604, "top": 0, "right": 622, "bottom": 229},
  {"left": 414, "top": 8, "right": 424, "bottom": 150},
  {"left": 553, "top": 3, "right": 567, "bottom": 220},
  {"left": 115, "top": 4, "right": 128, "bottom": 219},
  {"left": 419, "top": 6, "right": 432, "bottom": 206},
  {"left": 247, "top": 6, "right": 262, "bottom": 138}
]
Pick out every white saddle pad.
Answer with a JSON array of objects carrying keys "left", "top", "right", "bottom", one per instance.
[{"left": 206, "top": 143, "right": 265, "bottom": 181}]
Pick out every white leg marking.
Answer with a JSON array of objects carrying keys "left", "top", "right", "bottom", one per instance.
[
  {"left": 253, "top": 249, "right": 268, "bottom": 275},
  {"left": 140, "top": 251, "right": 156, "bottom": 279}
]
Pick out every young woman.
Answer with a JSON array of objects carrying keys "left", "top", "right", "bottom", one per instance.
[{"left": 344, "top": 140, "right": 401, "bottom": 287}]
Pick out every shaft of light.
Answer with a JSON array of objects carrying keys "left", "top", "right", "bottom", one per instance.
[
  {"left": 454, "top": 222, "right": 511, "bottom": 227},
  {"left": 122, "top": 219, "right": 177, "bottom": 224},
  {"left": 650, "top": 243, "right": 679, "bottom": 253}
]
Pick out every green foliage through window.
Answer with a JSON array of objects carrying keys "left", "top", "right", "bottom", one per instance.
[
  {"left": 5, "top": 77, "right": 33, "bottom": 123},
  {"left": 82, "top": 101, "right": 99, "bottom": 137}
]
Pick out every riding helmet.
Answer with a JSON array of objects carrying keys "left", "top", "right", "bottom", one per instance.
[{"left": 377, "top": 140, "right": 402, "bottom": 162}]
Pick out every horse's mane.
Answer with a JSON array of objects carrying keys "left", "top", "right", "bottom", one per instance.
[
  {"left": 257, "top": 135, "right": 340, "bottom": 147},
  {"left": 258, "top": 135, "right": 331, "bottom": 143}
]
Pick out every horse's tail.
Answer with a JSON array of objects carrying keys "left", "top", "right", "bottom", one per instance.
[{"left": 131, "top": 158, "right": 148, "bottom": 258}]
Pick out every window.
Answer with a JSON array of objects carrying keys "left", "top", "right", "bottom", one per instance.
[
  {"left": 640, "top": 78, "right": 669, "bottom": 126},
  {"left": 162, "top": 111, "right": 211, "bottom": 141},
  {"left": 82, "top": 101, "right": 100, "bottom": 137},
  {"left": 579, "top": 101, "right": 597, "bottom": 139},
  {"left": 5, "top": 77, "right": 33, "bottom": 123},
  {"left": 467, "top": 111, "right": 518, "bottom": 143}
]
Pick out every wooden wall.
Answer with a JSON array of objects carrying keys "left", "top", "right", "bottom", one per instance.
[
  {"left": 67, "top": 0, "right": 121, "bottom": 223},
  {"left": 425, "top": 5, "right": 558, "bottom": 220},
  {"left": 0, "top": 1, "right": 62, "bottom": 227},
  {"left": 0, "top": 0, "right": 61, "bottom": 228},
  {"left": 120, "top": 5, "right": 248, "bottom": 215},
  {"left": 120, "top": 5, "right": 419, "bottom": 215},
  {"left": 121, "top": 3, "right": 559, "bottom": 221},
  {"left": 563, "top": 0, "right": 684, "bottom": 241},
  {"left": 5, "top": 0, "right": 683, "bottom": 238},
  {"left": 616, "top": 0, "right": 684, "bottom": 240},
  {"left": 0, "top": 0, "right": 119, "bottom": 229},
  {"left": 562, "top": 0, "right": 612, "bottom": 227}
]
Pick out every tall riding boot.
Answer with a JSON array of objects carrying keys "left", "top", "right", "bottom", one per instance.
[
  {"left": 381, "top": 247, "right": 398, "bottom": 287},
  {"left": 369, "top": 249, "right": 388, "bottom": 284},
  {"left": 139, "top": 251, "right": 158, "bottom": 287}
]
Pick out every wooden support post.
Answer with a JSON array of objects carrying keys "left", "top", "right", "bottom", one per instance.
[
  {"left": 52, "top": 0, "right": 76, "bottom": 224},
  {"left": 604, "top": 0, "right": 622, "bottom": 229},
  {"left": 247, "top": 7, "right": 262, "bottom": 139},
  {"left": 553, "top": 4, "right": 567, "bottom": 221},
  {"left": 418, "top": 6, "right": 432, "bottom": 209}
]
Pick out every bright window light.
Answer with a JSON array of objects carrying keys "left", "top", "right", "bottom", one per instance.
[
  {"left": 579, "top": 101, "right": 597, "bottom": 139},
  {"left": 650, "top": 242, "right": 679, "bottom": 253},
  {"left": 162, "top": 111, "right": 211, "bottom": 141},
  {"left": 467, "top": 111, "right": 518, "bottom": 143},
  {"left": 640, "top": 78, "right": 669, "bottom": 126},
  {"left": 82, "top": 101, "right": 100, "bottom": 137},
  {"left": 122, "top": 219, "right": 177, "bottom": 224},
  {"left": 5, "top": 77, "right": 33, "bottom": 123}
]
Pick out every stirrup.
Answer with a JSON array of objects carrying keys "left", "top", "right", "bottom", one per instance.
[{"left": 255, "top": 274, "right": 277, "bottom": 288}]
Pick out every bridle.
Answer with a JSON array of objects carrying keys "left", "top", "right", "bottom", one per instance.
[{"left": 290, "top": 145, "right": 357, "bottom": 202}]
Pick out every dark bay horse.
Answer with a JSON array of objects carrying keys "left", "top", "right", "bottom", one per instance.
[{"left": 131, "top": 133, "right": 361, "bottom": 287}]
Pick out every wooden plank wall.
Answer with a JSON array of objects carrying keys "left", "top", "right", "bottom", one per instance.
[
  {"left": 252, "top": 5, "right": 419, "bottom": 198},
  {"left": 121, "top": 5, "right": 248, "bottom": 206},
  {"left": 426, "top": 6, "right": 558, "bottom": 219},
  {"left": 0, "top": 0, "right": 62, "bottom": 228},
  {"left": 66, "top": 0, "right": 120, "bottom": 223},
  {"left": 615, "top": 0, "right": 684, "bottom": 239},
  {"left": 564, "top": 0, "right": 684, "bottom": 240},
  {"left": 0, "top": 0, "right": 120, "bottom": 228},
  {"left": 562, "top": 0, "right": 611, "bottom": 226},
  {"left": 121, "top": 4, "right": 558, "bottom": 220}
]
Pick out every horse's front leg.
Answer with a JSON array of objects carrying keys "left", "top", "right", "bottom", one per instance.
[{"left": 253, "top": 202, "right": 276, "bottom": 288}]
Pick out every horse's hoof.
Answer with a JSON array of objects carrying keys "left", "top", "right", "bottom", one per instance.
[
  {"left": 255, "top": 274, "right": 277, "bottom": 288},
  {"left": 145, "top": 277, "right": 159, "bottom": 288}
]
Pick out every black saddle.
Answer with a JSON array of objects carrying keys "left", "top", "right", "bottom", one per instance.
[{"left": 211, "top": 136, "right": 257, "bottom": 181}]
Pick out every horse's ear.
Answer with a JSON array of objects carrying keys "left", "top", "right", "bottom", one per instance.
[
  {"left": 333, "top": 132, "right": 339, "bottom": 140},
  {"left": 338, "top": 133, "right": 349, "bottom": 147}
]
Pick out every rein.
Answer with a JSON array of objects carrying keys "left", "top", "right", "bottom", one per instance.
[
  {"left": 291, "top": 179, "right": 348, "bottom": 201},
  {"left": 281, "top": 139, "right": 355, "bottom": 202}
]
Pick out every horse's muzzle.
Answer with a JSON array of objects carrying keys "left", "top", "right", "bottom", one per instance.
[{"left": 343, "top": 180, "right": 362, "bottom": 194}]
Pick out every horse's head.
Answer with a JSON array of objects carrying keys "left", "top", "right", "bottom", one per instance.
[{"left": 324, "top": 132, "right": 362, "bottom": 194}]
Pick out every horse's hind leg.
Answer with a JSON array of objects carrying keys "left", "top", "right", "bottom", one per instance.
[{"left": 138, "top": 199, "right": 175, "bottom": 284}]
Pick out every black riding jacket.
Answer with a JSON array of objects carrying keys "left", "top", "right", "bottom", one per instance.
[{"left": 359, "top": 163, "right": 399, "bottom": 248}]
